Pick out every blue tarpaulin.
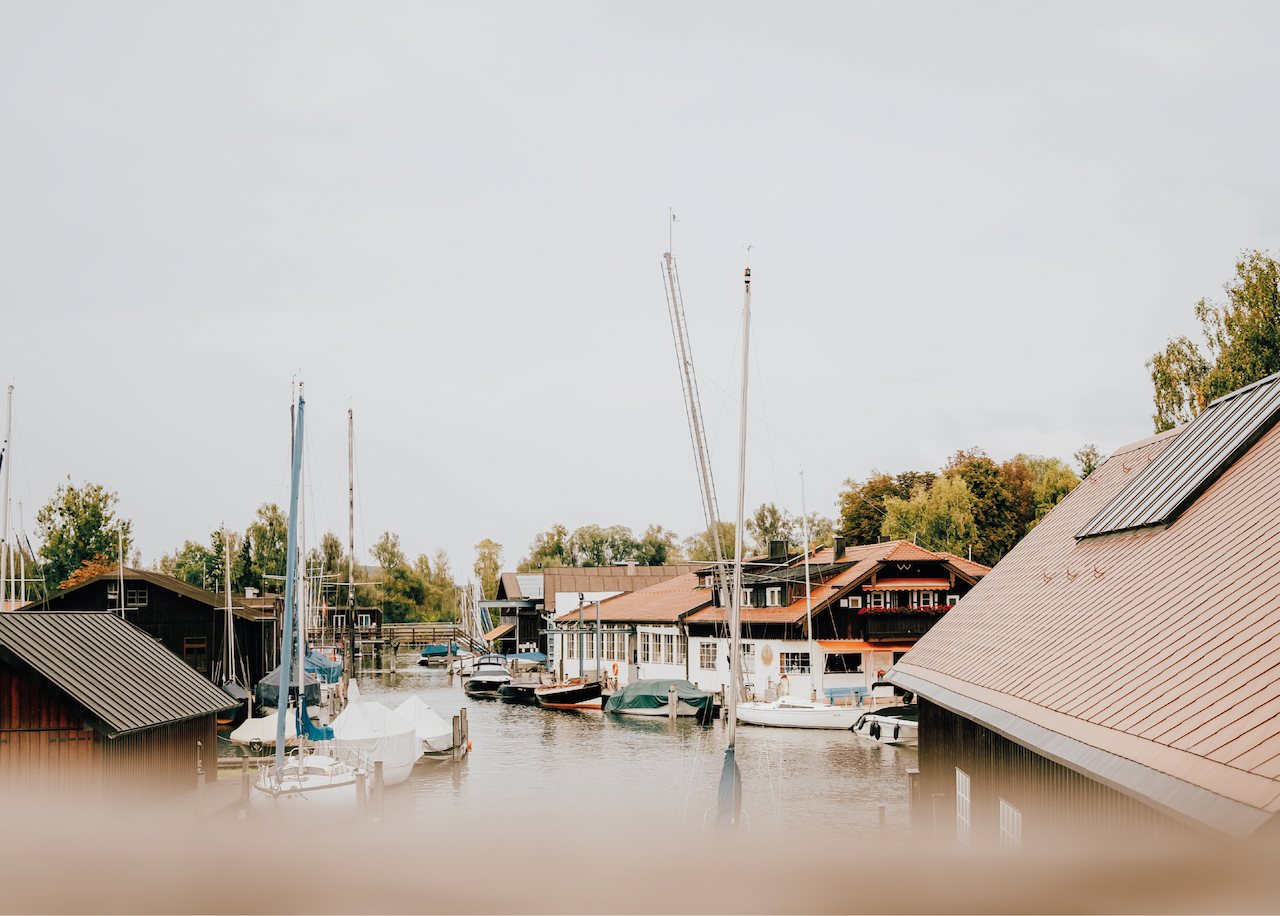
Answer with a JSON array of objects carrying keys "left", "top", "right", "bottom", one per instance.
[{"left": 305, "top": 650, "right": 343, "bottom": 684}]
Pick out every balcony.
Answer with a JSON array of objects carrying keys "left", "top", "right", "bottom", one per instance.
[{"left": 860, "top": 605, "right": 952, "bottom": 641}]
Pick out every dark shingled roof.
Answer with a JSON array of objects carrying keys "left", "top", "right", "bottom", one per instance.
[{"left": 0, "top": 612, "right": 237, "bottom": 737}]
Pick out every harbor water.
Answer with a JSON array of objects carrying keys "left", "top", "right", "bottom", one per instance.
[{"left": 357, "top": 659, "right": 916, "bottom": 840}]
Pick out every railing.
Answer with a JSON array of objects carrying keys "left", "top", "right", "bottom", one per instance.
[
  {"left": 381, "top": 623, "right": 486, "bottom": 653},
  {"left": 864, "top": 612, "right": 944, "bottom": 640}
]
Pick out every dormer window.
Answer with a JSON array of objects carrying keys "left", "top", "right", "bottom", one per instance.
[
  {"left": 740, "top": 589, "right": 755, "bottom": 608},
  {"left": 765, "top": 586, "right": 782, "bottom": 607}
]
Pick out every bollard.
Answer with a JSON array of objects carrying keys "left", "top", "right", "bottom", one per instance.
[
  {"left": 668, "top": 684, "right": 678, "bottom": 720},
  {"left": 196, "top": 741, "right": 206, "bottom": 811},
  {"left": 373, "top": 760, "right": 385, "bottom": 821},
  {"left": 356, "top": 770, "right": 368, "bottom": 821}
]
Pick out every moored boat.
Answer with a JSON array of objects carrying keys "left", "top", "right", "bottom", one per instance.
[
  {"left": 737, "top": 695, "right": 864, "bottom": 729},
  {"left": 463, "top": 654, "right": 511, "bottom": 698},
  {"left": 604, "top": 678, "right": 713, "bottom": 722},
  {"left": 534, "top": 678, "right": 602, "bottom": 709},
  {"left": 852, "top": 705, "right": 918, "bottom": 746},
  {"left": 393, "top": 695, "right": 457, "bottom": 757}
]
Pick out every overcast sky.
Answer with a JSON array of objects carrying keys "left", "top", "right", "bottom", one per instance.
[{"left": 3, "top": 2, "right": 1279, "bottom": 580}]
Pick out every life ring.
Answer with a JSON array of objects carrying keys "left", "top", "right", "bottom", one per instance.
[
  {"left": 612, "top": 663, "right": 619, "bottom": 676},
  {"left": 777, "top": 674, "right": 790, "bottom": 696}
]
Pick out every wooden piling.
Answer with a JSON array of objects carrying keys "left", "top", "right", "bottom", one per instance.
[
  {"left": 668, "top": 684, "right": 678, "bottom": 720},
  {"left": 452, "top": 714, "right": 462, "bottom": 761},
  {"left": 460, "top": 706, "right": 468, "bottom": 756},
  {"left": 356, "top": 770, "right": 368, "bottom": 820},
  {"left": 240, "top": 758, "right": 250, "bottom": 805},
  {"left": 373, "top": 760, "right": 384, "bottom": 820},
  {"left": 879, "top": 804, "right": 886, "bottom": 837}
]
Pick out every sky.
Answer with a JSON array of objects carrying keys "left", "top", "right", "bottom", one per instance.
[{"left": 3, "top": 2, "right": 1279, "bottom": 581}]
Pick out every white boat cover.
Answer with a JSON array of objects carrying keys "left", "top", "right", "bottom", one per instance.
[
  {"left": 330, "top": 701, "right": 418, "bottom": 785},
  {"left": 394, "top": 696, "right": 454, "bottom": 753},
  {"left": 229, "top": 709, "right": 299, "bottom": 745},
  {"left": 347, "top": 680, "right": 361, "bottom": 704}
]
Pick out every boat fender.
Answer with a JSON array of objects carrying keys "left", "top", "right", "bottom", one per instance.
[
  {"left": 854, "top": 715, "right": 866, "bottom": 732},
  {"left": 778, "top": 674, "right": 790, "bottom": 696},
  {"left": 870, "top": 721, "right": 881, "bottom": 740},
  {"left": 612, "top": 663, "right": 619, "bottom": 676},
  {"left": 468, "top": 740, "right": 473, "bottom": 752},
  {"left": 893, "top": 723, "right": 900, "bottom": 740}
]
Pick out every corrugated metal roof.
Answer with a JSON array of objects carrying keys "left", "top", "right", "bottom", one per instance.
[
  {"left": 0, "top": 612, "right": 237, "bottom": 737},
  {"left": 1078, "top": 372, "right": 1280, "bottom": 539},
  {"left": 895, "top": 411, "right": 1280, "bottom": 835}
]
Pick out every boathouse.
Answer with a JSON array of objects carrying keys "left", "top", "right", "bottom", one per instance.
[
  {"left": 0, "top": 612, "right": 236, "bottom": 800},
  {"left": 890, "top": 372, "right": 1280, "bottom": 847},
  {"left": 21, "top": 567, "right": 279, "bottom": 686}
]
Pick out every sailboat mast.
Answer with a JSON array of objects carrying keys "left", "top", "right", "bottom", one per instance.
[
  {"left": 346, "top": 408, "right": 356, "bottom": 688},
  {"left": 275, "top": 386, "right": 305, "bottom": 772},
  {"left": 1, "top": 385, "right": 12, "bottom": 609},
  {"left": 801, "top": 470, "right": 818, "bottom": 701},
  {"left": 224, "top": 528, "right": 234, "bottom": 684},
  {"left": 728, "top": 265, "right": 751, "bottom": 749}
]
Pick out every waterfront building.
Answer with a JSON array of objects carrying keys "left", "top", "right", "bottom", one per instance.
[
  {"left": 891, "top": 372, "right": 1280, "bottom": 847},
  {"left": 22, "top": 567, "right": 279, "bottom": 685},
  {"left": 0, "top": 612, "right": 234, "bottom": 800},
  {"left": 551, "top": 538, "right": 988, "bottom": 696}
]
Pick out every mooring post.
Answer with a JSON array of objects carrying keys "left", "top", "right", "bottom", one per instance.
[
  {"left": 195, "top": 740, "right": 206, "bottom": 811},
  {"left": 373, "top": 760, "right": 385, "bottom": 820},
  {"left": 240, "top": 757, "right": 250, "bottom": 805},
  {"left": 356, "top": 770, "right": 368, "bottom": 821},
  {"left": 460, "top": 707, "right": 469, "bottom": 756},
  {"left": 452, "top": 714, "right": 462, "bottom": 761},
  {"left": 668, "top": 683, "right": 678, "bottom": 720}
]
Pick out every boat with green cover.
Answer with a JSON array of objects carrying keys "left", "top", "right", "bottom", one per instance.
[{"left": 604, "top": 679, "right": 714, "bottom": 722}]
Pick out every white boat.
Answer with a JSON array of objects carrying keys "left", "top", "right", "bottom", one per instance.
[
  {"left": 251, "top": 746, "right": 366, "bottom": 808},
  {"left": 329, "top": 700, "right": 419, "bottom": 785},
  {"left": 394, "top": 695, "right": 455, "bottom": 757},
  {"left": 853, "top": 706, "right": 919, "bottom": 746},
  {"left": 737, "top": 695, "right": 865, "bottom": 729},
  {"left": 229, "top": 707, "right": 299, "bottom": 749}
]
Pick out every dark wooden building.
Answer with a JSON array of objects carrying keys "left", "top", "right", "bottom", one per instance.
[
  {"left": 23, "top": 567, "right": 279, "bottom": 686},
  {"left": 891, "top": 373, "right": 1280, "bottom": 847},
  {"left": 0, "top": 612, "right": 236, "bottom": 800}
]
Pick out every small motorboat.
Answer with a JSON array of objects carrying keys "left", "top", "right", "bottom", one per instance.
[
  {"left": 497, "top": 682, "right": 540, "bottom": 704},
  {"left": 737, "top": 695, "right": 865, "bottom": 730},
  {"left": 463, "top": 654, "right": 511, "bottom": 698},
  {"left": 534, "top": 678, "right": 602, "bottom": 710},
  {"left": 418, "top": 643, "right": 469, "bottom": 667},
  {"left": 604, "top": 679, "right": 714, "bottom": 722},
  {"left": 852, "top": 705, "right": 919, "bottom": 746}
]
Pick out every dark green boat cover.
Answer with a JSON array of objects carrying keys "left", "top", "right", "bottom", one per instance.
[{"left": 604, "top": 679, "right": 712, "bottom": 713}]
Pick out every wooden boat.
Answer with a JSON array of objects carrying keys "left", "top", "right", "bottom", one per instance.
[
  {"left": 497, "top": 682, "right": 540, "bottom": 704},
  {"left": 534, "top": 678, "right": 602, "bottom": 709}
]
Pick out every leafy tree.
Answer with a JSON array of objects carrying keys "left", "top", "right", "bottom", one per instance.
[
  {"left": 746, "top": 503, "right": 794, "bottom": 553},
  {"left": 60, "top": 556, "right": 121, "bottom": 590},
  {"left": 370, "top": 531, "right": 426, "bottom": 623},
  {"left": 519, "top": 523, "right": 570, "bottom": 571},
  {"left": 635, "top": 524, "right": 682, "bottom": 565},
  {"left": 1074, "top": 443, "right": 1102, "bottom": 479},
  {"left": 236, "top": 533, "right": 256, "bottom": 593},
  {"left": 881, "top": 476, "right": 978, "bottom": 557},
  {"left": 1149, "top": 251, "right": 1280, "bottom": 431},
  {"left": 943, "top": 449, "right": 1019, "bottom": 564},
  {"left": 158, "top": 539, "right": 219, "bottom": 588},
  {"left": 565, "top": 524, "right": 640, "bottom": 566},
  {"left": 246, "top": 504, "right": 288, "bottom": 592},
  {"left": 683, "top": 521, "right": 736, "bottom": 562},
  {"left": 36, "top": 480, "right": 133, "bottom": 589},
  {"left": 318, "top": 531, "right": 345, "bottom": 577},
  {"left": 473, "top": 538, "right": 502, "bottom": 600},
  {"left": 837, "top": 471, "right": 936, "bottom": 546},
  {"left": 415, "top": 549, "right": 460, "bottom": 621}
]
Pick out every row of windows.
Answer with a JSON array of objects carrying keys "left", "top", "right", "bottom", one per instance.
[
  {"left": 108, "top": 585, "right": 149, "bottom": 607},
  {"left": 860, "top": 591, "right": 960, "bottom": 609},
  {"left": 637, "top": 631, "right": 684, "bottom": 665},
  {"left": 563, "top": 632, "right": 629, "bottom": 661}
]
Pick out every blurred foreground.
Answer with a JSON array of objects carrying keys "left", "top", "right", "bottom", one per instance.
[{"left": 2, "top": 797, "right": 1279, "bottom": 914}]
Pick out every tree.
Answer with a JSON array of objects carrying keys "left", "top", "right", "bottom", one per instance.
[
  {"left": 944, "top": 449, "right": 1019, "bottom": 565},
  {"left": 1074, "top": 443, "right": 1102, "bottom": 479},
  {"left": 518, "top": 523, "right": 570, "bottom": 571},
  {"left": 36, "top": 480, "right": 133, "bottom": 589},
  {"left": 60, "top": 556, "right": 120, "bottom": 590},
  {"left": 746, "top": 503, "right": 794, "bottom": 553},
  {"left": 565, "top": 524, "right": 639, "bottom": 567},
  {"left": 416, "top": 549, "right": 460, "bottom": 621},
  {"left": 881, "top": 477, "right": 978, "bottom": 557},
  {"left": 370, "top": 531, "right": 427, "bottom": 623},
  {"left": 635, "top": 525, "right": 682, "bottom": 565},
  {"left": 318, "top": 531, "right": 345, "bottom": 578},
  {"left": 836, "top": 471, "right": 936, "bottom": 546},
  {"left": 246, "top": 504, "right": 288, "bottom": 592},
  {"left": 158, "top": 539, "right": 219, "bottom": 589},
  {"left": 1149, "top": 251, "right": 1280, "bottom": 431},
  {"left": 683, "top": 521, "right": 737, "bottom": 562},
  {"left": 473, "top": 539, "right": 502, "bottom": 600}
]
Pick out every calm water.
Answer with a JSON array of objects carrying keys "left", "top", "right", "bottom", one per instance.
[{"left": 356, "top": 659, "right": 916, "bottom": 840}]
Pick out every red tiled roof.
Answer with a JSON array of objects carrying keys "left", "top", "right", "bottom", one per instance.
[
  {"left": 554, "top": 572, "right": 711, "bottom": 623},
  {"left": 881, "top": 541, "right": 939, "bottom": 562},
  {"left": 894, "top": 419, "right": 1280, "bottom": 832}
]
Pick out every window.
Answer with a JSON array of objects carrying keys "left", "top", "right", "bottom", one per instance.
[
  {"left": 765, "top": 586, "right": 782, "bottom": 607},
  {"left": 183, "top": 638, "right": 209, "bottom": 674},
  {"left": 333, "top": 614, "right": 346, "bottom": 631},
  {"left": 126, "top": 585, "right": 147, "bottom": 606},
  {"left": 780, "top": 652, "right": 810, "bottom": 674},
  {"left": 947, "top": 594, "right": 960, "bottom": 607},
  {"left": 639, "top": 632, "right": 651, "bottom": 664},
  {"left": 920, "top": 592, "right": 936, "bottom": 608},
  {"left": 699, "top": 642, "right": 716, "bottom": 670},
  {"left": 566, "top": 634, "right": 577, "bottom": 660},
  {"left": 869, "top": 591, "right": 885, "bottom": 609},
  {"left": 662, "top": 633, "right": 675, "bottom": 665},
  {"left": 358, "top": 613, "right": 372, "bottom": 628},
  {"left": 848, "top": 596, "right": 863, "bottom": 609},
  {"left": 824, "top": 652, "right": 862, "bottom": 674},
  {"left": 740, "top": 589, "right": 754, "bottom": 608},
  {"left": 675, "top": 635, "right": 685, "bottom": 665},
  {"left": 740, "top": 642, "right": 755, "bottom": 661},
  {"left": 999, "top": 799, "right": 1022, "bottom": 850},
  {"left": 956, "top": 769, "right": 971, "bottom": 845}
]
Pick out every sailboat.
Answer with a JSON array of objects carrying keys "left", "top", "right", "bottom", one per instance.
[
  {"left": 737, "top": 472, "right": 864, "bottom": 730},
  {"left": 252, "top": 386, "right": 365, "bottom": 805}
]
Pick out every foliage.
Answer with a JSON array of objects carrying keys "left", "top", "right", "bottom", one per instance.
[
  {"left": 880, "top": 476, "right": 977, "bottom": 557},
  {"left": 158, "top": 539, "right": 219, "bottom": 589},
  {"left": 36, "top": 480, "right": 133, "bottom": 589},
  {"left": 246, "top": 504, "right": 288, "bottom": 593},
  {"left": 746, "top": 503, "right": 794, "bottom": 553},
  {"left": 1074, "top": 443, "right": 1102, "bottom": 479},
  {"left": 473, "top": 538, "right": 502, "bottom": 600},
  {"left": 836, "top": 471, "right": 935, "bottom": 546},
  {"left": 683, "top": 521, "right": 736, "bottom": 562},
  {"left": 635, "top": 524, "right": 682, "bottom": 565},
  {"left": 519, "top": 522, "right": 685, "bottom": 570},
  {"left": 60, "top": 556, "right": 121, "bottom": 590},
  {"left": 1148, "top": 251, "right": 1280, "bottom": 432},
  {"left": 519, "top": 523, "right": 570, "bottom": 571},
  {"left": 414, "top": 549, "right": 460, "bottom": 621}
]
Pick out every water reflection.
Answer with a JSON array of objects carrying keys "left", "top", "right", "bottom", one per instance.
[{"left": 357, "top": 660, "right": 915, "bottom": 839}]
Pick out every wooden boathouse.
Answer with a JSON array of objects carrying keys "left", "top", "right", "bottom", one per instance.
[
  {"left": 890, "top": 372, "right": 1280, "bottom": 847},
  {"left": 0, "top": 612, "right": 236, "bottom": 800}
]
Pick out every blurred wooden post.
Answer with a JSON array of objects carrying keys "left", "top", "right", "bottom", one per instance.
[
  {"left": 460, "top": 707, "right": 468, "bottom": 756},
  {"left": 373, "top": 760, "right": 384, "bottom": 820},
  {"left": 240, "top": 757, "right": 250, "bottom": 805},
  {"left": 879, "top": 803, "right": 886, "bottom": 837},
  {"left": 196, "top": 741, "right": 206, "bottom": 810},
  {"left": 356, "top": 770, "right": 367, "bottom": 820},
  {"left": 668, "top": 684, "right": 678, "bottom": 720},
  {"left": 452, "top": 714, "right": 462, "bottom": 761}
]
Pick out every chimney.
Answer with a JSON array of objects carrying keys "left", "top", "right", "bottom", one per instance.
[
  {"left": 626, "top": 560, "right": 637, "bottom": 576},
  {"left": 244, "top": 587, "right": 259, "bottom": 599},
  {"left": 833, "top": 536, "right": 846, "bottom": 560},
  {"left": 769, "top": 539, "right": 787, "bottom": 562}
]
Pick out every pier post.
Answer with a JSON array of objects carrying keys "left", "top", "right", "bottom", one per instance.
[
  {"left": 356, "top": 770, "right": 368, "bottom": 821},
  {"left": 460, "top": 707, "right": 469, "bottom": 756},
  {"left": 195, "top": 741, "right": 206, "bottom": 812},
  {"left": 240, "top": 758, "right": 250, "bottom": 806},
  {"left": 906, "top": 768, "right": 920, "bottom": 832},
  {"left": 452, "top": 714, "right": 462, "bottom": 761},
  {"left": 668, "top": 684, "right": 678, "bottom": 720},
  {"left": 373, "top": 760, "right": 384, "bottom": 821}
]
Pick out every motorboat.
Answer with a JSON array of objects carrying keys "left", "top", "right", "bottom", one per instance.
[
  {"left": 852, "top": 705, "right": 919, "bottom": 746},
  {"left": 462, "top": 654, "right": 511, "bottom": 698},
  {"left": 534, "top": 677, "right": 602, "bottom": 710},
  {"left": 737, "top": 695, "right": 865, "bottom": 729},
  {"left": 604, "top": 679, "right": 713, "bottom": 722},
  {"left": 418, "top": 643, "right": 469, "bottom": 667},
  {"left": 393, "top": 695, "right": 456, "bottom": 758},
  {"left": 329, "top": 700, "right": 420, "bottom": 784}
]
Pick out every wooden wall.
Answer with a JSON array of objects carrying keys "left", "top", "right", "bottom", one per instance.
[{"left": 916, "top": 698, "right": 1185, "bottom": 846}]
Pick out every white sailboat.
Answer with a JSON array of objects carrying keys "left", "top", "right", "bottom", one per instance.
[{"left": 737, "top": 471, "right": 864, "bottom": 730}]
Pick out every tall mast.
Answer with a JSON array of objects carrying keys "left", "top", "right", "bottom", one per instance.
[
  {"left": 801, "top": 470, "right": 818, "bottom": 701},
  {"left": 346, "top": 408, "right": 356, "bottom": 688},
  {"left": 1, "top": 385, "right": 12, "bottom": 609},
  {"left": 661, "top": 227, "right": 729, "bottom": 607},
  {"left": 223, "top": 527, "right": 235, "bottom": 686},
  {"left": 117, "top": 529, "right": 125, "bottom": 618},
  {"left": 275, "top": 386, "right": 305, "bottom": 772}
]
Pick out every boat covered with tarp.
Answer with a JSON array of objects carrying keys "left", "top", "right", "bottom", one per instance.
[
  {"left": 304, "top": 650, "right": 343, "bottom": 684},
  {"left": 604, "top": 679, "right": 714, "bottom": 721},
  {"left": 393, "top": 695, "right": 455, "bottom": 756},
  {"left": 255, "top": 663, "right": 322, "bottom": 708},
  {"left": 229, "top": 708, "right": 299, "bottom": 749},
  {"left": 330, "top": 700, "right": 419, "bottom": 785},
  {"left": 420, "top": 642, "right": 465, "bottom": 659}
]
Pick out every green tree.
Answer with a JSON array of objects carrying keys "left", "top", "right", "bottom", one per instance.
[
  {"left": 36, "top": 480, "right": 133, "bottom": 589},
  {"left": 246, "top": 504, "right": 288, "bottom": 592},
  {"left": 565, "top": 524, "right": 639, "bottom": 566},
  {"left": 635, "top": 524, "right": 682, "bottom": 565},
  {"left": 415, "top": 549, "right": 460, "bottom": 621},
  {"left": 881, "top": 476, "right": 977, "bottom": 557},
  {"left": 519, "top": 523, "right": 570, "bottom": 571},
  {"left": 318, "top": 531, "right": 345, "bottom": 577},
  {"left": 473, "top": 538, "right": 503, "bottom": 600},
  {"left": 370, "top": 531, "right": 427, "bottom": 623},
  {"left": 944, "top": 449, "right": 1018, "bottom": 565},
  {"left": 1074, "top": 443, "right": 1102, "bottom": 479},
  {"left": 746, "top": 502, "right": 794, "bottom": 553},
  {"left": 1149, "top": 251, "right": 1280, "bottom": 431},
  {"left": 158, "top": 539, "right": 218, "bottom": 588},
  {"left": 836, "top": 471, "right": 936, "bottom": 546},
  {"left": 683, "top": 521, "right": 736, "bottom": 562}
]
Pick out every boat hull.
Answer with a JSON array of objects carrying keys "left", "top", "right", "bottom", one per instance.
[
  {"left": 497, "top": 683, "right": 540, "bottom": 704},
  {"left": 737, "top": 699, "right": 866, "bottom": 730},
  {"left": 464, "top": 676, "right": 510, "bottom": 698},
  {"left": 534, "top": 680, "right": 602, "bottom": 709},
  {"left": 852, "top": 708, "right": 919, "bottom": 746}
]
